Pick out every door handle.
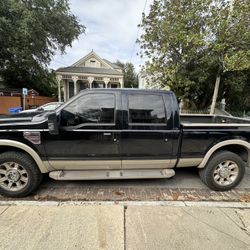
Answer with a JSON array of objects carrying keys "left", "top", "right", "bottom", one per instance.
[{"left": 103, "top": 132, "right": 111, "bottom": 136}]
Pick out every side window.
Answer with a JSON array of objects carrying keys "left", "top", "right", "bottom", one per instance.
[
  {"left": 128, "top": 94, "right": 166, "bottom": 124},
  {"left": 61, "top": 93, "right": 115, "bottom": 126}
]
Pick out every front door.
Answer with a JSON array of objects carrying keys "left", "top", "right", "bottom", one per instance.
[
  {"left": 120, "top": 92, "right": 175, "bottom": 169},
  {"left": 43, "top": 91, "right": 121, "bottom": 170}
]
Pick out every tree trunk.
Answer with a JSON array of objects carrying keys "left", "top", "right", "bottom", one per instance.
[{"left": 210, "top": 73, "right": 221, "bottom": 114}]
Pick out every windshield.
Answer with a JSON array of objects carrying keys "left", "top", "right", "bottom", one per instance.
[{"left": 42, "top": 103, "right": 62, "bottom": 111}]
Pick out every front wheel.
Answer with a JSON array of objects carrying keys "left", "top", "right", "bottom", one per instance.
[
  {"left": 199, "top": 150, "right": 245, "bottom": 191},
  {"left": 0, "top": 151, "right": 43, "bottom": 197}
]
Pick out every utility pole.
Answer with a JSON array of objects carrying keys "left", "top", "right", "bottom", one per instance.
[{"left": 210, "top": 0, "right": 234, "bottom": 114}]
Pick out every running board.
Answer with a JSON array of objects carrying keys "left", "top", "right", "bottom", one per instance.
[{"left": 49, "top": 169, "right": 175, "bottom": 180}]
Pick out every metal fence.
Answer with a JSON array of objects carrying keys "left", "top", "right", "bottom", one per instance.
[{"left": 181, "top": 109, "right": 209, "bottom": 114}]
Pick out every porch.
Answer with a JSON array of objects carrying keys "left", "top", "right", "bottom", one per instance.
[{"left": 56, "top": 75, "right": 123, "bottom": 102}]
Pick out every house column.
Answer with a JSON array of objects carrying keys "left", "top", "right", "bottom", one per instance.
[
  {"left": 63, "top": 79, "right": 67, "bottom": 102},
  {"left": 104, "top": 77, "right": 109, "bottom": 88},
  {"left": 56, "top": 75, "right": 62, "bottom": 102},
  {"left": 88, "top": 76, "right": 94, "bottom": 88},
  {"left": 72, "top": 76, "right": 78, "bottom": 95},
  {"left": 119, "top": 77, "right": 124, "bottom": 88}
]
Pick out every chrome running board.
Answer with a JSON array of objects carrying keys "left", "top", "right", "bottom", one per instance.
[{"left": 49, "top": 169, "right": 175, "bottom": 180}]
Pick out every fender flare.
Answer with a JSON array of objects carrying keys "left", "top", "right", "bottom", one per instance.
[
  {"left": 198, "top": 139, "right": 250, "bottom": 168},
  {"left": 0, "top": 139, "right": 48, "bottom": 173}
]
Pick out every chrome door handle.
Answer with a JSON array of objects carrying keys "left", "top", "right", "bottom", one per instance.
[{"left": 103, "top": 132, "right": 111, "bottom": 136}]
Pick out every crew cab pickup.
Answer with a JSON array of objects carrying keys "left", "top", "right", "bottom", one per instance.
[{"left": 0, "top": 89, "right": 250, "bottom": 197}]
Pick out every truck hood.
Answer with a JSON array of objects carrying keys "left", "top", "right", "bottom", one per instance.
[{"left": 0, "top": 111, "right": 50, "bottom": 126}]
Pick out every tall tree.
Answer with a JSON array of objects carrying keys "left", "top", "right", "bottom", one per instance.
[
  {"left": 115, "top": 61, "right": 138, "bottom": 88},
  {"left": 139, "top": 0, "right": 250, "bottom": 111},
  {"left": 209, "top": 0, "right": 250, "bottom": 113},
  {"left": 0, "top": 0, "right": 84, "bottom": 95}
]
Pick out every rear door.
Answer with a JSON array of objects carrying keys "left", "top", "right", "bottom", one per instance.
[{"left": 120, "top": 92, "right": 176, "bottom": 169}]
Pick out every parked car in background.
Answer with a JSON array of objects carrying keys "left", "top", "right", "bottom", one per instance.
[{"left": 21, "top": 102, "right": 63, "bottom": 113}]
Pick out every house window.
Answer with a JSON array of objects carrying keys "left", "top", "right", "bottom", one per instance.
[
  {"left": 79, "top": 76, "right": 88, "bottom": 80},
  {"left": 62, "top": 75, "right": 72, "bottom": 79},
  {"left": 110, "top": 84, "right": 118, "bottom": 88},
  {"left": 90, "top": 60, "right": 96, "bottom": 63},
  {"left": 110, "top": 78, "right": 119, "bottom": 82},
  {"left": 92, "top": 81, "right": 105, "bottom": 88},
  {"left": 94, "top": 77, "right": 103, "bottom": 81}
]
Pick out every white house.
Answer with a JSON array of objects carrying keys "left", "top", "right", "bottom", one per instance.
[
  {"left": 138, "top": 71, "right": 170, "bottom": 90},
  {"left": 56, "top": 51, "right": 124, "bottom": 101}
]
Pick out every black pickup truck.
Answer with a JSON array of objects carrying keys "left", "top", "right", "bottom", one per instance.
[{"left": 0, "top": 89, "right": 250, "bottom": 197}]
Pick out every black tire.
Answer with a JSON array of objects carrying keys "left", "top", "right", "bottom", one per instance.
[
  {"left": 199, "top": 150, "right": 245, "bottom": 191},
  {"left": 0, "top": 151, "right": 43, "bottom": 197}
]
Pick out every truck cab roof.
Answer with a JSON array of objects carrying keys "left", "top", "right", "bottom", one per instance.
[{"left": 79, "top": 88, "right": 174, "bottom": 95}]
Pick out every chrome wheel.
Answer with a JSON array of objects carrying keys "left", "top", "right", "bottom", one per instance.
[
  {"left": 0, "top": 162, "right": 29, "bottom": 191},
  {"left": 213, "top": 160, "right": 239, "bottom": 186}
]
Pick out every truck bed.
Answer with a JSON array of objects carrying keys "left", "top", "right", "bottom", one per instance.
[{"left": 180, "top": 114, "right": 250, "bottom": 125}]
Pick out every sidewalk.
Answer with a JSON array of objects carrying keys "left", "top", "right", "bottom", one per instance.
[{"left": 0, "top": 203, "right": 249, "bottom": 250}]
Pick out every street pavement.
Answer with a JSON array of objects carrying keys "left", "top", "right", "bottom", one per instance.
[{"left": 0, "top": 204, "right": 249, "bottom": 250}]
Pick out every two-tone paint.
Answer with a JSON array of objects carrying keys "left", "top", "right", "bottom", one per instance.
[{"left": 0, "top": 89, "right": 249, "bottom": 177}]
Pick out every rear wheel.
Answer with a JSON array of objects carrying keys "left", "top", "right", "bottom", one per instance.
[
  {"left": 199, "top": 150, "right": 245, "bottom": 191},
  {"left": 0, "top": 151, "right": 43, "bottom": 197}
]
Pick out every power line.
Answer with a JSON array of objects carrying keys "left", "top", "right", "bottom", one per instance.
[{"left": 129, "top": 0, "right": 148, "bottom": 64}]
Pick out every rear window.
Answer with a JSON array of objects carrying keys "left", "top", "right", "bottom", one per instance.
[{"left": 128, "top": 94, "right": 166, "bottom": 124}]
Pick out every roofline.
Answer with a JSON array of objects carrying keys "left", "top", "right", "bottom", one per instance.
[
  {"left": 102, "top": 59, "right": 122, "bottom": 69},
  {"left": 71, "top": 51, "right": 114, "bottom": 69},
  {"left": 55, "top": 70, "right": 124, "bottom": 76}
]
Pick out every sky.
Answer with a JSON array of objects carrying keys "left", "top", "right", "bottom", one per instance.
[{"left": 49, "top": 0, "right": 152, "bottom": 72}]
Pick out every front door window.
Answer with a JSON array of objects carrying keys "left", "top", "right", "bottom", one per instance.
[{"left": 61, "top": 93, "right": 115, "bottom": 126}]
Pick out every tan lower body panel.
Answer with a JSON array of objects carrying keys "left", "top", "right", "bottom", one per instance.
[
  {"left": 122, "top": 159, "right": 176, "bottom": 169},
  {"left": 177, "top": 158, "right": 203, "bottom": 167},
  {"left": 49, "top": 160, "right": 121, "bottom": 170},
  {"left": 48, "top": 159, "right": 176, "bottom": 170}
]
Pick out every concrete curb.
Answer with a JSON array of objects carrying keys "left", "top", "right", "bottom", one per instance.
[{"left": 0, "top": 200, "right": 250, "bottom": 208}]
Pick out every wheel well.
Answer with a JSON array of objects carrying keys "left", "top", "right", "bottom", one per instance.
[
  {"left": 0, "top": 145, "right": 39, "bottom": 164},
  {"left": 0, "top": 140, "right": 48, "bottom": 173},
  {"left": 0, "top": 146, "right": 27, "bottom": 155},
  {"left": 213, "top": 144, "right": 249, "bottom": 163}
]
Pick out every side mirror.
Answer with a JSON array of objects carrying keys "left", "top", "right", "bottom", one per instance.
[{"left": 48, "top": 112, "right": 59, "bottom": 135}]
